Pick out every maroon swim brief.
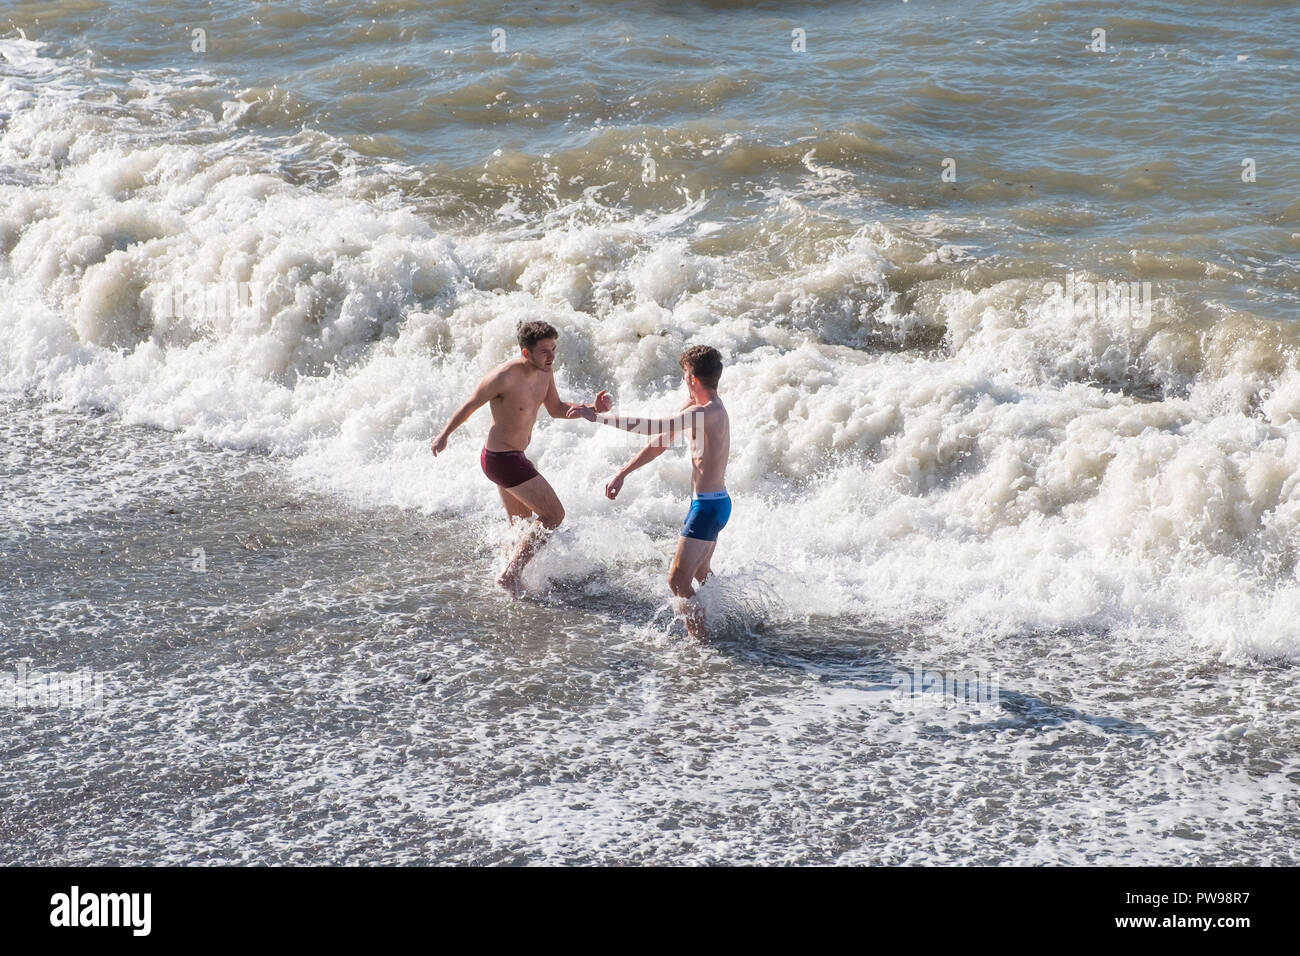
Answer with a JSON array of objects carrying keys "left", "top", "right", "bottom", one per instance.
[{"left": 480, "top": 447, "right": 539, "bottom": 489}]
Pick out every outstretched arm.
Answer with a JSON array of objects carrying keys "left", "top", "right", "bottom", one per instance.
[
  {"left": 568, "top": 402, "right": 702, "bottom": 446},
  {"left": 605, "top": 443, "right": 668, "bottom": 499},
  {"left": 431, "top": 370, "right": 503, "bottom": 456},
  {"left": 544, "top": 375, "right": 611, "bottom": 419},
  {"left": 601, "top": 398, "right": 693, "bottom": 500}
]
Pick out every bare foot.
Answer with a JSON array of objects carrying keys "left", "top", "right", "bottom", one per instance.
[
  {"left": 495, "top": 523, "right": 549, "bottom": 599},
  {"left": 675, "top": 596, "right": 707, "bottom": 641},
  {"left": 496, "top": 569, "right": 522, "bottom": 597}
]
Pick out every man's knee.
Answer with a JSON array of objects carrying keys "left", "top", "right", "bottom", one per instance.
[
  {"left": 539, "top": 503, "right": 564, "bottom": 529},
  {"left": 668, "top": 566, "right": 693, "bottom": 596}
]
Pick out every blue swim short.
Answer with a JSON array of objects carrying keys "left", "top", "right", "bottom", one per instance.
[{"left": 681, "top": 490, "right": 731, "bottom": 542}]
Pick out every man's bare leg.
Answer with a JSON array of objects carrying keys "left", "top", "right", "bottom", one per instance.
[
  {"left": 669, "top": 536, "right": 714, "bottom": 640},
  {"left": 496, "top": 487, "right": 536, "bottom": 580},
  {"left": 498, "top": 486, "right": 534, "bottom": 524},
  {"left": 496, "top": 474, "right": 564, "bottom": 594},
  {"left": 693, "top": 541, "right": 717, "bottom": 586}
]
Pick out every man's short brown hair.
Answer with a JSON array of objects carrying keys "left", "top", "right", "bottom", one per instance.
[
  {"left": 517, "top": 321, "right": 558, "bottom": 352},
  {"left": 679, "top": 345, "right": 723, "bottom": 389}
]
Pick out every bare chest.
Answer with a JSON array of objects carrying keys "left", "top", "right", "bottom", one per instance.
[{"left": 494, "top": 374, "right": 549, "bottom": 421}]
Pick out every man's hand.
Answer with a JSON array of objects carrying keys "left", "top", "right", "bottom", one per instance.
[
  {"left": 594, "top": 390, "right": 611, "bottom": 414},
  {"left": 430, "top": 433, "right": 448, "bottom": 456},
  {"left": 604, "top": 473, "right": 625, "bottom": 500},
  {"left": 565, "top": 405, "right": 597, "bottom": 422}
]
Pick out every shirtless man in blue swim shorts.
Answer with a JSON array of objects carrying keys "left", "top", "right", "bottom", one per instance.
[
  {"left": 568, "top": 345, "right": 730, "bottom": 639},
  {"left": 431, "top": 321, "right": 610, "bottom": 593}
]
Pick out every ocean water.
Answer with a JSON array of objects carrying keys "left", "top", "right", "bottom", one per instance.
[{"left": 2, "top": 0, "right": 1299, "bottom": 864}]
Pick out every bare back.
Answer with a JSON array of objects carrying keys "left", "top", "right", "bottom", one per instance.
[{"left": 690, "top": 398, "right": 729, "bottom": 494}]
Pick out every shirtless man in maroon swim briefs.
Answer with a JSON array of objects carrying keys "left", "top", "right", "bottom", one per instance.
[{"left": 430, "top": 321, "right": 610, "bottom": 593}]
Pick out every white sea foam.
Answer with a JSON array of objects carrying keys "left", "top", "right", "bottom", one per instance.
[{"left": 4, "top": 38, "right": 1300, "bottom": 662}]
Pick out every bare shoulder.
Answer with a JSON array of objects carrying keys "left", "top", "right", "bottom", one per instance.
[
  {"left": 490, "top": 358, "right": 527, "bottom": 386},
  {"left": 705, "top": 398, "right": 729, "bottom": 433},
  {"left": 471, "top": 359, "right": 519, "bottom": 400}
]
